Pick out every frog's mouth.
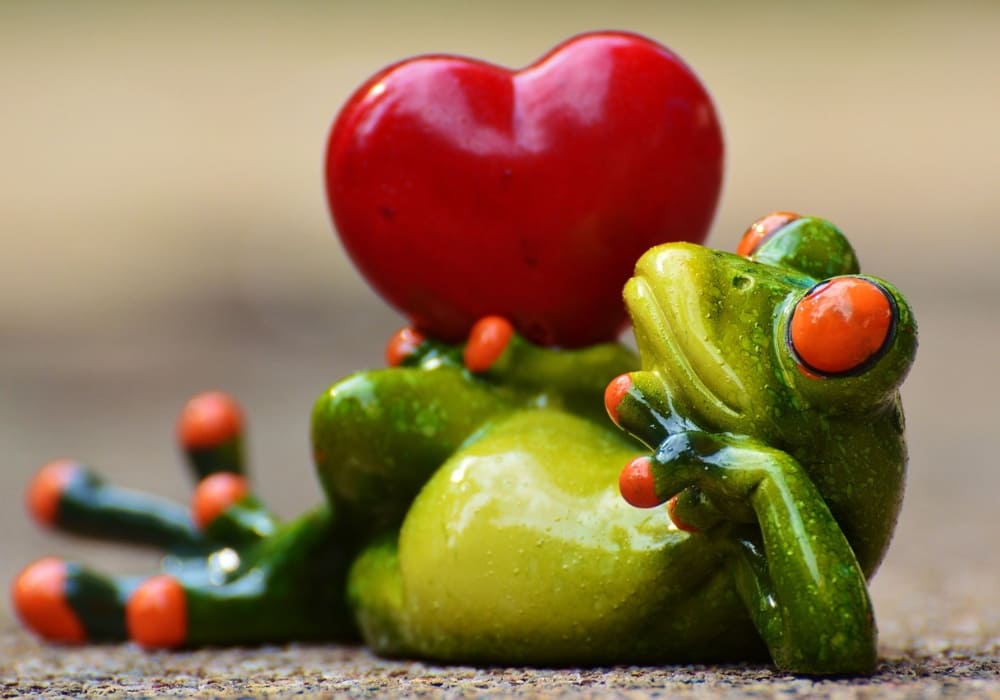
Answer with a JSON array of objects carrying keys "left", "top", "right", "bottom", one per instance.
[{"left": 624, "top": 244, "right": 747, "bottom": 425}]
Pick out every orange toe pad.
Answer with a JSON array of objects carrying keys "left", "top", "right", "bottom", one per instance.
[
  {"left": 191, "top": 472, "right": 249, "bottom": 529},
  {"left": 126, "top": 575, "right": 187, "bottom": 648},
  {"left": 11, "top": 557, "right": 86, "bottom": 643},
  {"left": 26, "top": 459, "right": 81, "bottom": 527}
]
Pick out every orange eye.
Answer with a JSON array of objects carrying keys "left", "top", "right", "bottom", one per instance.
[
  {"left": 737, "top": 211, "right": 800, "bottom": 257},
  {"left": 789, "top": 277, "right": 895, "bottom": 376}
]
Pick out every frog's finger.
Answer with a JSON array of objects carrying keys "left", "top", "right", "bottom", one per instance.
[
  {"left": 178, "top": 393, "right": 280, "bottom": 544},
  {"left": 12, "top": 557, "right": 132, "bottom": 643},
  {"left": 126, "top": 574, "right": 189, "bottom": 648},
  {"left": 177, "top": 391, "right": 246, "bottom": 480},
  {"left": 617, "top": 451, "right": 704, "bottom": 510},
  {"left": 618, "top": 432, "right": 756, "bottom": 520},
  {"left": 191, "top": 473, "right": 277, "bottom": 545},
  {"left": 618, "top": 455, "right": 665, "bottom": 508},
  {"left": 666, "top": 487, "right": 725, "bottom": 533},
  {"left": 385, "top": 326, "right": 427, "bottom": 367},
  {"left": 26, "top": 460, "right": 203, "bottom": 551},
  {"left": 618, "top": 452, "right": 728, "bottom": 532},
  {"left": 463, "top": 316, "right": 515, "bottom": 373},
  {"left": 125, "top": 572, "right": 281, "bottom": 649},
  {"left": 603, "top": 370, "right": 672, "bottom": 448}
]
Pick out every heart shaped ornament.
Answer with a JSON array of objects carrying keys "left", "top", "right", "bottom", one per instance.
[{"left": 326, "top": 31, "right": 723, "bottom": 347}]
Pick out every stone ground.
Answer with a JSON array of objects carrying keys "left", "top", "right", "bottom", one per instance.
[
  {"left": 0, "top": 636, "right": 997, "bottom": 698},
  {"left": 2, "top": 2, "right": 999, "bottom": 697}
]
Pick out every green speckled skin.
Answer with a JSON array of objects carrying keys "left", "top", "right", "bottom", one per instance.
[
  {"left": 16, "top": 217, "right": 916, "bottom": 676},
  {"left": 309, "top": 218, "right": 917, "bottom": 674}
]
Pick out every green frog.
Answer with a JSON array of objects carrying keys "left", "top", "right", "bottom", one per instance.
[{"left": 12, "top": 213, "right": 916, "bottom": 675}]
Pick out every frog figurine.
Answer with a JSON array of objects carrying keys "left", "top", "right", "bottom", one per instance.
[{"left": 12, "top": 212, "right": 916, "bottom": 675}]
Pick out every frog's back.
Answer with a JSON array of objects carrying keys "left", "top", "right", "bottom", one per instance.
[{"left": 380, "top": 408, "right": 757, "bottom": 664}]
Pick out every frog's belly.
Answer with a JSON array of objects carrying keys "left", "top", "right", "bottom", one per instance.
[{"left": 394, "top": 409, "right": 746, "bottom": 664}]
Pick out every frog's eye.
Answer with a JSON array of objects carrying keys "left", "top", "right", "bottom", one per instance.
[
  {"left": 788, "top": 277, "right": 895, "bottom": 377},
  {"left": 737, "top": 211, "right": 801, "bottom": 257}
]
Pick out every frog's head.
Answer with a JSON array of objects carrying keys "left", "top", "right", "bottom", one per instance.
[
  {"left": 625, "top": 212, "right": 916, "bottom": 436},
  {"left": 625, "top": 212, "right": 916, "bottom": 446},
  {"left": 624, "top": 213, "right": 917, "bottom": 571}
]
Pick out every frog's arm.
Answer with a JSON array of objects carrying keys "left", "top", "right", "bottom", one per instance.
[
  {"left": 387, "top": 316, "right": 638, "bottom": 424},
  {"left": 490, "top": 332, "right": 638, "bottom": 410},
  {"left": 621, "top": 432, "right": 876, "bottom": 675}
]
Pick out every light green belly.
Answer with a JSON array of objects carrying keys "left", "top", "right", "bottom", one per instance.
[{"left": 393, "top": 409, "right": 750, "bottom": 664}]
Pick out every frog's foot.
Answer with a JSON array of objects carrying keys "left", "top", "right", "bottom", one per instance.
[
  {"left": 13, "top": 392, "right": 302, "bottom": 645},
  {"left": 25, "top": 392, "right": 277, "bottom": 550},
  {"left": 14, "top": 532, "right": 352, "bottom": 648}
]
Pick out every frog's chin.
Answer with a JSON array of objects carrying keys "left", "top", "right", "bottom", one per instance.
[{"left": 625, "top": 244, "right": 746, "bottom": 425}]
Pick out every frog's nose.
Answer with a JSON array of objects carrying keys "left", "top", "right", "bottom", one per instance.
[
  {"left": 633, "top": 242, "right": 711, "bottom": 285},
  {"left": 625, "top": 243, "right": 709, "bottom": 368}
]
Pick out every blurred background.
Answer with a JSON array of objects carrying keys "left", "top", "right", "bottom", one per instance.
[{"left": 1, "top": 1, "right": 997, "bottom": 650}]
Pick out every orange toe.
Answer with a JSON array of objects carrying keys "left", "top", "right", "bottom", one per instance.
[
  {"left": 177, "top": 392, "right": 243, "bottom": 451},
  {"left": 11, "top": 557, "right": 86, "bottom": 643},
  {"left": 126, "top": 575, "right": 187, "bottom": 648},
  {"left": 604, "top": 374, "right": 632, "bottom": 426},
  {"left": 26, "top": 459, "right": 82, "bottom": 527},
  {"left": 667, "top": 495, "right": 700, "bottom": 533},
  {"left": 463, "top": 316, "right": 514, "bottom": 373},
  {"left": 385, "top": 327, "right": 426, "bottom": 367},
  {"left": 191, "top": 472, "right": 249, "bottom": 529},
  {"left": 619, "top": 456, "right": 661, "bottom": 509}
]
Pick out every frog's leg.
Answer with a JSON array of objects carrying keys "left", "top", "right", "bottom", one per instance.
[
  {"left": 619, "top": 431, "right": 876, "bottom": 675},
  {"left": 12, "top": 392, "right": 356, "bottom": 647},
  {"left": 311, "top": 363, "right": 513, "bottom": 541}
]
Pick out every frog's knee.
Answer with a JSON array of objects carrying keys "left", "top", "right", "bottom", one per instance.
[{"left": 311, "top": 372, "right": 385, "bottom": 448}]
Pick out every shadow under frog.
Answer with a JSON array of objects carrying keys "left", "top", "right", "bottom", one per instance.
[{"left": 12, "top": 213, "right": 917, "bottom": 675}]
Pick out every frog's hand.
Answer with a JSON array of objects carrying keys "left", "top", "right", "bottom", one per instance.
[
  {"left": 620, "top": 432, "right": 876, "bottom": 675},
  {"left": 455, "top": 316, "right": 639, "bottom": 423},
  {"left": 13, "top": 392, "right": 283, "bottom": 644}
]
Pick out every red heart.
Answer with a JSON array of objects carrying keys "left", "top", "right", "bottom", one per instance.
[{"left": 326, "top": 31, "right": 723, "bottom": 347}]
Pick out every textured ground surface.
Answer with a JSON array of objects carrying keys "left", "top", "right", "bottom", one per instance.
[
  {"left": 1, "top": 631, "right": 998, "bottom": 698},
  {"left": 2, "top": 2, "right": 999, "bottom": 697}
]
